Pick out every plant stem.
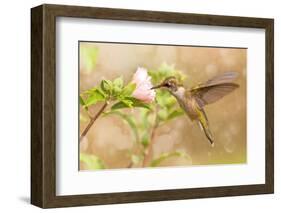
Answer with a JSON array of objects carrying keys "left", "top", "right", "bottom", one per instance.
[
  {"left": 80, "top": 102, "right": 108, "bottom": 141},
  {"left": 142, "top": 107, "right": 159, "bottom": 167}
]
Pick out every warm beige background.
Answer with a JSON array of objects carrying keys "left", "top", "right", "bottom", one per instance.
[{"left": 79, "top": 42, "right": 247, "bottom": 169}]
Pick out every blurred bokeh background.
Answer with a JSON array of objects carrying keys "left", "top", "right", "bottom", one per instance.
[{"left": 79, "top": 42, "right": 247, "bottom": 170}]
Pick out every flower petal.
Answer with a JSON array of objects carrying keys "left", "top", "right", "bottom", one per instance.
[{"left": 131, "top": 67, "right": 155, "bottom": 103}]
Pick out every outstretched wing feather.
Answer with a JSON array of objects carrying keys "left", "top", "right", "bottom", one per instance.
[
  {"left": 205, "top": 71, "right": 239, "bottom": 86},
  {"left": 193, "top": 83, "right": 239, "bottom": 107},
  {"left": 190, "top": 72, "right": 240, "bottom": 107}
]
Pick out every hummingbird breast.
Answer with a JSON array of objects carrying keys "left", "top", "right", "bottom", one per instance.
[{"left": 172, "top": 87, "right": 199, "bottom": 120}]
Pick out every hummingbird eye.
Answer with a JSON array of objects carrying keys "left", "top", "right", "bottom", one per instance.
[{"left": 165, "top": 82, "right": 172, "bottom": 87}]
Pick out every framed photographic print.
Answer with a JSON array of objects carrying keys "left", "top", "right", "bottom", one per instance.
[{"left": 31, "top": 4, "right": 274, "bottom": 208}]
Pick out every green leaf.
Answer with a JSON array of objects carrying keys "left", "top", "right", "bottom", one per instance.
[
  {"left": 165, "top": 96, "right": 178, "bottom": 109},
  {"left": 148, "top": 62, "right": 187, "bottom": 85},
  {"left": 84, "top": 89, "right": 105, "bottom": 107},
  {"left": 104, "top": 111, "right": 139, "bottom": 143},
  {"left": 96, "top": 87, "right": 107, "bottom": 97},
  {"left": 122, "top": 99, "right": 134, "bottom": 107},
  {"left": 150, "top": 151, "right": 191, "bottom": 167},
  {"left": 129, "top": 98, "right": 151, "bottom": 109},
  {"left": 141, "top": 133, "right": 149, "bottom": 147},
  {"left": 111, "top": 101, "right": 128, "bottom": 110},
  {"left": 113, "top": 77, "right": 124, "bottom": 88},
  {"left": 139, "top": 109, "right": 151, "bottom": 130},
  {"left": 79, "top": 95, "right": 88, "bottom": 111},
  {"left": 156, "top": 90, "right": 177, "bottom": 109},
  {"left": 112, "top": 77, "right": 124, "bottom": 97},
  {"left": 113, "top": 87, "right": 122, "bottom": 97},
  {"left": 80, "top": 153, "right": 106, "bottom": 170},
  {"left": 80, "top": 45, "right": 99, "bottom": 73},
  {"left": 101, "top": 79, "right": 113, "bottom": 95},
  {"left": 111, "top": 97, "right": 150, "bottom": 110},
  {"left": 167, "top": 109, "right": 185, "bottom": 121},
  {"left": 83, "top": 86, "right": 107, "bottom": 97},
  {"left": 121, "top": 83, "right": 136, "bottom": 97},
  {"left": 157, "top": 108, "right": 168, "bottom": 121}
]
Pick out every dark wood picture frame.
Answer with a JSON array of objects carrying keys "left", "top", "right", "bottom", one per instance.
[{"left": 31, "top": 4, "right": 274, "bottom": 208}]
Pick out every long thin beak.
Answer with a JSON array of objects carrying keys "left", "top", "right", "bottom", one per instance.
[{"left": 150, "top": 84, "right": 163, "bottom": 90}]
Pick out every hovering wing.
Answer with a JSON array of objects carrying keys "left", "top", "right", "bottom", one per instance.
[
  {"left": 190, "top": 71, "right": 239, "bottom": 107},
  {"left": 203, "top": 71, "right": 239, "bottom": 86}
]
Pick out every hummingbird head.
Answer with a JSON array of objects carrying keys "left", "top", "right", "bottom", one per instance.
[{"left": 151, "top": 76, "right": 179, "bottom": 92}]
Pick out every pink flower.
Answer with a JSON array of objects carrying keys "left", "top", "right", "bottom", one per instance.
[{"left": 132, "top": 67, "right": 155, "bottom": 103}]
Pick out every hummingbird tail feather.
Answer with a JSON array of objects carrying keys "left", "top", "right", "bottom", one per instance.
[{"left": 198, "top": 120, "right": 214, "bottom": 147}]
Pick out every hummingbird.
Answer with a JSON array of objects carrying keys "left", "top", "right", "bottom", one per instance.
[{"left": 151, "top": 71, "right": 239, "bottom": 146}]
